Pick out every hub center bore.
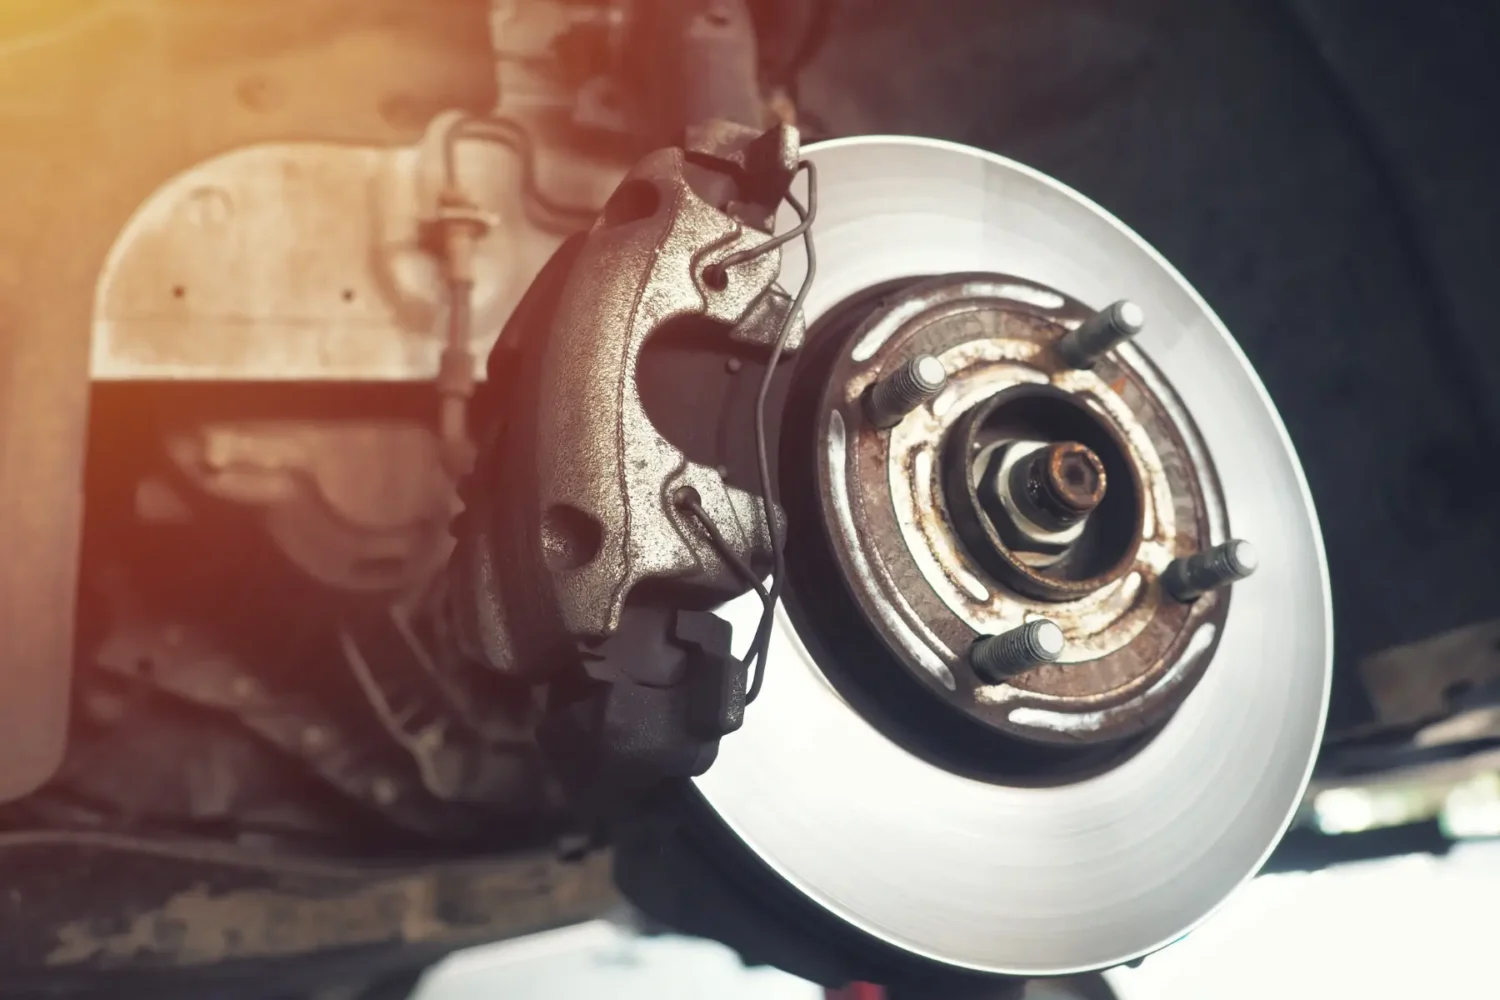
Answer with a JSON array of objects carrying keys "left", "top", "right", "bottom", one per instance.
[
  {"left": 973, "top": 438, "right": 1111, "bottom": 573},
  {"left": 945, "top": 383, "right": 1144, "bottom": 597}
]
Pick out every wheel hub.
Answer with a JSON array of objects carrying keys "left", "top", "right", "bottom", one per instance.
[{"left": 784, "top": 272, "right": 1231, "bottom": 750}]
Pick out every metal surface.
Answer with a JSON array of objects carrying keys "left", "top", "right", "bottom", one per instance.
[
  {"left": 1162, "top": 539, "right": 1258, "bottom": 602},
  {"left": 521, "top": 124, "right": 804, "bottom": 639},
  {"left": 0, "top": 0, "right": 509, "bottom": 804},
  {"left": 491, "top": 0, "right": 769, "bottom": 146},
  {"left": 865, "top": 353, "right": 948, "bottom": 429},
  {"left": 655, "top": 0, "right": 766, "bottom": 137},
  {"left": 93, "top": 613, "right": 538, "bottom": 837},
  {"left": 90, "top": 0, "right": 769, "bottom": 384},
  {"left": 167, "top": 421, "right": 453, "bottom": 594},
  {"left": 90, "top": 118, "right": 621, "bottom": 382},
  {"left": 799, "top": 272, "right": 1232, "bottom": 745},
  {"left": 1057, "top": 300, "right": 1144, "bottom": 369},
  {"left": 1358, "top": 619, "right": 1500, "bottom": 729},
  {"left": 693, "top": 136, "right": 1332, "bottom": 975},
  {"left": 491, "top": 0, "right": 632, "bottom": 134},
  {"left": 0, "top": 831, "right": 614, "bottom": 979},
  {"left": 980, "top": 442, "right": 1094, "bottom": 562},
  {"left": 939, "top": 379, "right": 1156, "bottom": 603},
  {"left": 338, "top": 609, "right": 542, "bottom": 806},
  {"left": 971, "top": 621, "right": 1066, "bottom": 681},
  {"left": 97, "top": 644, "right": 436, "bottom": 835},
  {"left": 1017, "top": 443, "right": 1109, "bottom": 523},
  {"left": 445, "top": 123, "right": 806, "bottom": 813}
]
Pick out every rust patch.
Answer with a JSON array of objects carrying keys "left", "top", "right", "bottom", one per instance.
[
  {"left": 810, "top": 273, "right": 1230, "bottom": 746},
  {"left": 45, "top": 851, "right": 615, "bottom": 968},
  {"left": 1040, "top": 442, "right": 1107, "bottom": 516},
  {"left": 48, "top": 879, "right": 441, "bottom": 967}
]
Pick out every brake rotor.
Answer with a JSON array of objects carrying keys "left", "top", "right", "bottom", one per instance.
[{"left": 692, "top": 136, "right": 1332, "bottom": 976}]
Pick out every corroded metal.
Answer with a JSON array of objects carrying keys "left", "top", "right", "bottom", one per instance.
[
  {"left": 971, "top": 620, "right": 1066, "bottom": 681},
  {"left": 91, "top": 118, "right": 623, "bottom": 382},
  {"left": 1163, "top": 539, "right": 1258, "bottom": 602},
  {"left": 865, "top": 353, "right": 948, "bottom": 429},
  {"left": 450, "top": 118, "right": 806, "bottom": 704},
  {"left": 943, "top": 384, "right": 1146, "bottom": 601},
  {"left": 0, "top": 832, "right": 616, "bottom": 973},
  {"left": 1029, "top": 442, "right": 1108, "bottom": 521},
  {"left": 805, "top": 273, "right": 1232, "bottom": 746},
  {"left": 529, "top": 122, "right": 803, "bottom": 639},
  {"left": 1057, "top": 299, "right": 1145, "bottom": 369}
]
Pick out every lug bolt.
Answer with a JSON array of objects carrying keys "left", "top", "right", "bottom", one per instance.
[
  {"left": 970, "top": 619, "right": 1066, "bottom": 681},
  {"left": 865, "top": 354, "right": 947, "bottom": 429},
  {"left": 1163, "top": 539, "right": 1258, "bottom": 602},
  {"left": 1058, "top": 300, "right": 1145, "bottom": 369}
]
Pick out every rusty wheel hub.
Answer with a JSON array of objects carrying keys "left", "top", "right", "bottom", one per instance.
[{"left": 781, "top": 273, "right": 1231, "bottom": 755}]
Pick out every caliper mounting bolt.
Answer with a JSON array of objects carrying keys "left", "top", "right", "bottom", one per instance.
[
  {"left": 865, "top": 354, "right": 947, "bottom": 429},
  {"left": 1058, "top": 300, "right": 1145, "bottom": 369},
  {"left": 1163, "top": 539, "right": 1258, "bottom": 602},
  {"left": 970, "top": 619, "right": 1066, "bottom": 681}
]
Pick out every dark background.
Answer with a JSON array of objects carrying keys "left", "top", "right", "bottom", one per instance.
[{"left": 800, "top": 0, "right": 1500, "bottom": 731}]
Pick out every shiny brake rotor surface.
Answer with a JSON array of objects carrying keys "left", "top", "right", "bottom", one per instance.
[{"left": 691, "top": 136, "right": 1332, "bottom": 977}]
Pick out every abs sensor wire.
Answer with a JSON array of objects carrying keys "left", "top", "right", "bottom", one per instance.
[
  {"left": 681, "top": 161, "right": 818, "bottom": 706},
  {"left": 680, "top": 493, "right": 771, "bottom": 608}
]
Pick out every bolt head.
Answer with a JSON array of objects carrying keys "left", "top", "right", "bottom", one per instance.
[
  {"left": 975, "top": 443, "right": 1087, "bottom": 559},
  {"left": 913, "top": 355, "right": 947, "bottom": 391},
  {"left": 1040, "top": 442, "right": 1108, "bottom": 516},
  {"left": 1226, "top": 539, "right": 1259, "bottom": 576},
  {"left": 1030, "top": 620, "right": 1066, "bottom": 659}
]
